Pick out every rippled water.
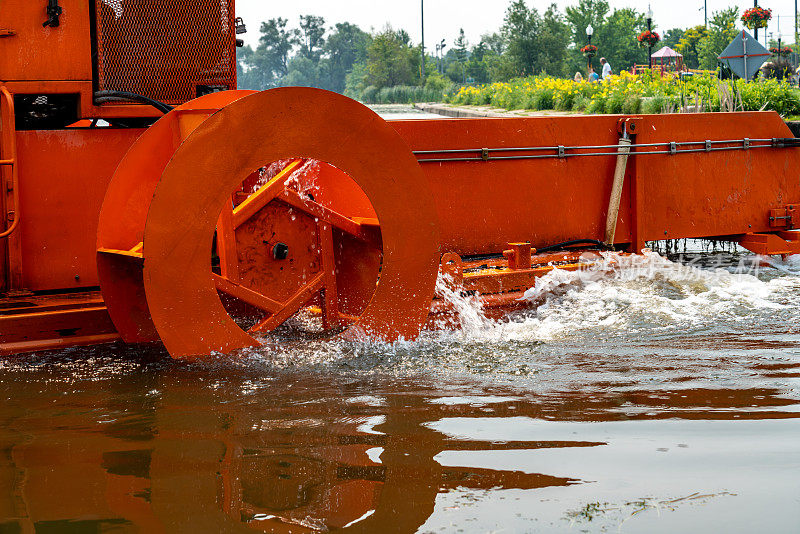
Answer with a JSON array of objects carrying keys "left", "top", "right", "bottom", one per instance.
[{"left": 1, "top": 250, "right": 799, "bottom": 533}]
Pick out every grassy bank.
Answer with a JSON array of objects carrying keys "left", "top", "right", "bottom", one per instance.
[
  {"left": 448, "top": 71, "right": 800, "bottom": 116},
  {"left": 346, "top": 85, "right": 448, "bottom": 104}
]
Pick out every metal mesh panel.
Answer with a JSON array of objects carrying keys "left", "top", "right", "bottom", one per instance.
[{"left": 94, "top": 0, "right": 236, "bottom": 104}]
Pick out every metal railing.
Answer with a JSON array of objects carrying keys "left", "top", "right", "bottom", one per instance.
[{"left": 413, "top": 137, "right": 796, "bottom": 163}]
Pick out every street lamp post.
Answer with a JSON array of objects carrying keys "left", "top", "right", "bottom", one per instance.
[
  {"left": 586, "top": 24, "right": 594, "bottom": 74},
  {"left": 754, "top": 0, "right": 759, "bottom": 41},
  {"left": 647, "top": 6, "right": 654, "bottom": 70},
  {"left": 420, "top": 0, "right": 425, "bottom": 83}
]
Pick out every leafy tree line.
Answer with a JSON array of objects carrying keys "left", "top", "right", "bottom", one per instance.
[
  {"left": 672, "top": 8, "right": 739, "bottom": 70},
  {"left": 237, "top": 16, "right": 371, "bottom": 93},
  {"left": 237, "top": 1, "right": 768, "bottom": 101}
]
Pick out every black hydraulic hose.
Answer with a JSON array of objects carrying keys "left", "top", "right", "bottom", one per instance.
[
  {"left": 536, "top": 239, "right": 611, "bottom": 254},
  {"left": 93, "top": 91, "right": 174, "bottom": 114}
]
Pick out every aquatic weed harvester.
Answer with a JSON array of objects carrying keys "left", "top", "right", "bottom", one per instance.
[{"left": 2, "top": 0, "right": 800, "bottom": 358}]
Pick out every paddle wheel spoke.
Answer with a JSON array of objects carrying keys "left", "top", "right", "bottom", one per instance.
[
  {"left": 318, "top": 222, "right": 344, "bottom": 329},
  {"left": 277, "top": 190, "right": 376, "bottom": 243},
  {"left": 216, "top": 201, "right": 239, "bottom": 282},
  {"left": 231, "top": 159, "right": 305, "bottom": 229},
  {"left": 217, "top": 160, "right": 305, "bottom": 283},
  {"left": 212, "top": 273, "right": 283, "bottom": 314},
  {"left": 248, "top": 272, "right": 325, "bottom": 334}
]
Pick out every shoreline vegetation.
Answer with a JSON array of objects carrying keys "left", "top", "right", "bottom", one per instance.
[
  {"left": 238, "top": 1, "right": 800, "bottom": 117},
  {"left": 361, "top": 72, "right": 800, "bottom": 119},
  {"left": 446, "top": 71, "right": 800, "bottom": 117}
]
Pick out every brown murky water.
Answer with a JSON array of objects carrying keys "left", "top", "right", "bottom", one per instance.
[{"left": 2, "top": 252, "right": 800, "bottom": 533}]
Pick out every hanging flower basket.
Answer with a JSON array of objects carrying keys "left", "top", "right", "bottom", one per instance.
[
  {"left": 581, "top": 44, "right": 598, "bottom": 58},
  {"left": 741, "top": 7, "right": 772, "bottom": 30},
  {"left": 637, "top": 30, "right": 660, "bottom": 48},
  {"left": 770, "top": 46, "right": 792, "bottom": 57}
]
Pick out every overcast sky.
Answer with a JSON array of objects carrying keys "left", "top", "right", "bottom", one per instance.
[{"left": 236, "top": 1, "right": 799, "bottom": 50}]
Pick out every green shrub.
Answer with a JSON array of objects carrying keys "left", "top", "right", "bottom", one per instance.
[
  {"left": 586, "top": 98, "right": 604, "bottom": 114},
  {"left": 604, "top": 93, "right": 624, "bottom": 114},
  {"left": 641, "top": 95, "right": 667, "bottom": 114},
  {"left": 354, "top": 85, "right": 444, "bottom": 104},
  {"left": 360, "top": 85, "right": 379, "bottom": 103},
  {"left": 621, "top": 93, "right": 642, "bottom": 114},
  {"left": 572, "top": 95, "right": 590, "bottom": 112}
]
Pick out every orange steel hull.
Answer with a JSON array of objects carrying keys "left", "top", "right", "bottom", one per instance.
[
  {"left": 2, "top": 87, "right": 800, "bottom": 357},
  {"left": 392, "top": 112, "right": 800, "bottom": 254}
]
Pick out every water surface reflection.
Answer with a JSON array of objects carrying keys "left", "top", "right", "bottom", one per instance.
[
  {"left": 1, "top": 253, "right": 799, "bottom": 532},
  {"left": 0, "top": 344, "right": 798, "bottom": 533}
]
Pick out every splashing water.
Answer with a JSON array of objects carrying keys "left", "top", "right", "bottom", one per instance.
[
  {"left": 431, "top": 273, "right": 488, "bottom": 335},
  {"left": 426, "top": 249, "right": 800, "bottom": 344},
  {"left": 508, "top": 250, "right": 799, "bottom": 342},
  {"left": 239, "top": 250, "right": 800, "bottom": 384},
  {"left": 249, "top": 159, "right": 321, "bottom": 194}
]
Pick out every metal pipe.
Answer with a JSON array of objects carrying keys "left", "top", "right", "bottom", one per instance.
[
  {"left": 647, "top": 10, "right": 653, "bottom": 70},
  {"left": 412, "top": 138, "right": 775, "bottom": 155},
  {"left": 755, "top": 0, "right": 759, "bottom": 41},
  {"left": 420, "top": 0, "right": 425, "bottom": 83},
  {"left": 413, "top": 138, "right": 777, "bottom": 161},
  {"left": 415, "top": 142, "right": 780, "bottom": 162}
]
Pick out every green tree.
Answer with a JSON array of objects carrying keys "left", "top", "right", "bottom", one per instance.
[
  {"left": 324, "top": 22, "right": 371, "bottom": 93},
  {"left": 594, "top": 7, "right": 647, "bottom": 72},
  {"left": 663, "top": 28, "right": 685, "bottom": 50},
  {"left": 236, "top": 45, "right": 259, "bottom": 90},
  {"left": 537, "top": 5, "right": 571, "bottom": 77},
  {"left": 281, "top": 56, "right": 322, "bottom": 87},
  {"left": 565, "top": 0, "right": 609, "bottom": 74},
  {"left": 365, "top": 28, "right": 418, "bottom": 88},
  {"left": 676, "top": 25, "right": 709, "bottom": 69},
  {"left": 344, "top": 61, "right": 369, "bottom": 96},
  {"left": 502, "top": 0, "right": 540, "bottom": 76},
  {"left": 297, "top": 15, "right": 326, "bottom": 61},
  {"left": 447, "top": 28, "right": 468, "bottom": 83},
  {"left": 396, "top": 29, "right": 412, "bottom": 46},
  {"left": 698, "top": 8, "right": 739, "bottom": 70},
  {"left": 244, "top": 18, "right": 297, "bottom": 88},
  {"left": 466, "top": 41, "right": 492, "bottom": 84},
  {"left": 565, "top": 0, "right": 609, "bottom": 49},
  {"left": 445, "top": 32, "right": 507, "bottom": 83},
  {"left": 501, "top": 1, "right": 569, "bottom": 76},
  {"left": 481, "top": 32, "right": 507, "bottom": 55}
]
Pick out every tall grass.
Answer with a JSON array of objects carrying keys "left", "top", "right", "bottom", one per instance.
[{"left": 349, "top": 85, "right": 446, "bottom": 104}]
